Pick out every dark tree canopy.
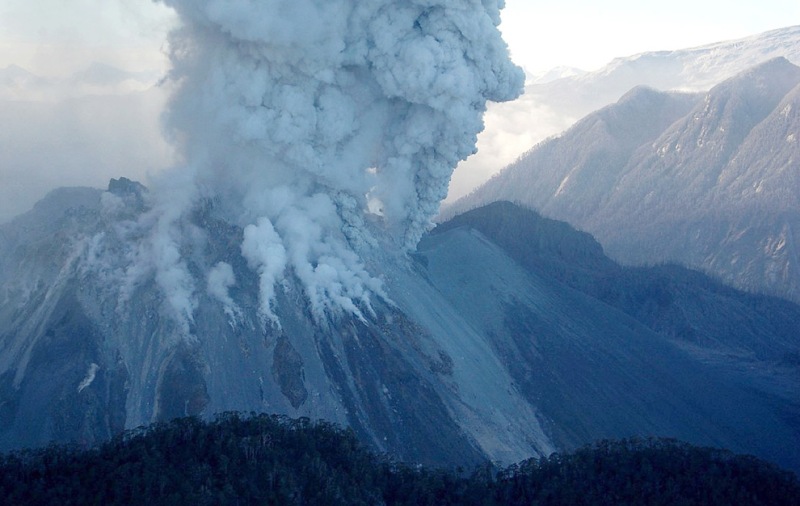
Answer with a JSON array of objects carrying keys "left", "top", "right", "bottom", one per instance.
[{"left": 0, "top": 413, "right": 797, "bottom": 505}]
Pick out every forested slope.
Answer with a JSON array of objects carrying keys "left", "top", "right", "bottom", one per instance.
[{"left": 1, "top": 413, "right": 797, "bottom": 505}]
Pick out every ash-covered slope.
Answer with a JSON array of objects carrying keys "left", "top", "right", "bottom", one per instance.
[
  {"left": 2, "top": 188, "right": 799, "bottom": 472},
  {"left": 437, "top": 202, "right": 800, "bottom": 364},
  {"left": 0, "top": 0, "right": 536, "bottom": 469},
  {"left": 449, "top": 58, "right": 800, "bottom": 304},
  {"left": 423, "top": 202, "right": 800, "bottom": 472},
  {"left": 0, "top": 180, "right": 551, "bottom": 467}
]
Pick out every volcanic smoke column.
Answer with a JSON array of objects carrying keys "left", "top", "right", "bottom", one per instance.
[{"left": 155, "top": 0, "right": 524, "bottom": 322}]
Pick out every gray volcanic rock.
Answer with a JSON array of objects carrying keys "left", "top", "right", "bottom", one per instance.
[
  {"left": 0, "top": 181, "right": 548, "bottom": 468},
  {"left": 1, "top": 187, "right": 798, "bottom": 473}
]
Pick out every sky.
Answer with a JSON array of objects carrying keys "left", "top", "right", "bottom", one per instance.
[
  {"left": 6, "top": 0, "right": 800, "bottom": 75},
  {"left": 501, "top": 0, "right": 800, "bottom": 74},
  {"left": 3, "top": 0, "right": 800, "bottom": 77},
  {"left": 0, "top": 0, "right": 799, "bottom": 222}
]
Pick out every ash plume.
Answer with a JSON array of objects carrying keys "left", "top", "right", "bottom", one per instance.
[{"left": 145, "top": 0, "right": 523, "bottom": 326}]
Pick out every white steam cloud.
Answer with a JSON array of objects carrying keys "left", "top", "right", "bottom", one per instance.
[
  {"left": 207, "top": 261, "right": 242, "bottom": 325},
  {"left": 77, "top": 363, "right": 101, "bottom": 393},
  {"left": 146, "top": 0, "right": 523, "bottom": 327}
]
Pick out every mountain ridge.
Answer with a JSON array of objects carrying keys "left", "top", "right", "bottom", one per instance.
[
  {"left": 450, "top": 25, "right": 800, "bottom": 202},
  {"left": 447, "top": 58, "right": 800, "bottom": 304}
]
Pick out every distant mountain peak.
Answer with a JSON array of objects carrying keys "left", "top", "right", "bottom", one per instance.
[
  {"left": 450, "top": 25, "right": 800, "bottom": 205},
  {"left": 528, "top": 66, "right": 587, "bottom": 84},
  {"left": 592, "top": 26, "right": 800, "bottom": 91},
  {"left": 449, "top": 57, "right": 800, "bottom": 305},
  {"left": 712, "top": 56, "right": 800, "bottom": 91}
]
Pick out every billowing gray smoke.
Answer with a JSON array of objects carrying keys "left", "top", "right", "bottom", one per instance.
[{"left": 145, "top": 0, "right": 523, "bottom": 327}]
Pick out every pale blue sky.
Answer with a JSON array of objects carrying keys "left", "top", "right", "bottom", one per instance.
[{"left": 1, "top": 0, "right": 799, "bottom": 76}]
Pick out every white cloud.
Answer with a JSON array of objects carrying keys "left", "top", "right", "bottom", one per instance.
[
  {"left": 77, "top": 363, "right": 100, "bottom": 393},
  {"left": 207, "top": 261, "right": 242, "bottom": 325}
]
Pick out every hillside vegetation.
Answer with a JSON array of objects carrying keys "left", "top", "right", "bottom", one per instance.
[{"left": 1, "top": 413, "right": 797, "bottom": 505}]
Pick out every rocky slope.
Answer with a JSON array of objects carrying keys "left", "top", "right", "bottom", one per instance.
[
  {"left": 1, "top": 189, "right": 799, "bottom": 472},
  {"left": 448, "top": 58, "right": 800, "bottom": 304},
  {"left": 450, "top": 25, "right": 800, "bottom": 200}
]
